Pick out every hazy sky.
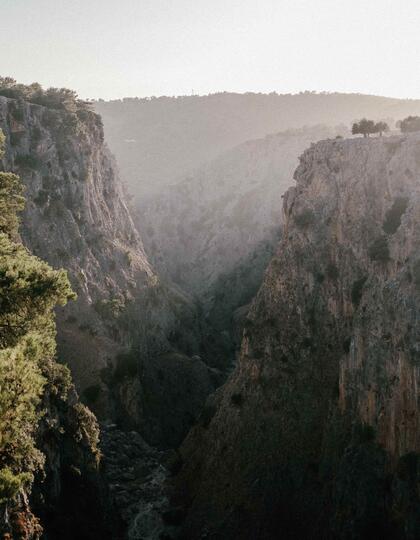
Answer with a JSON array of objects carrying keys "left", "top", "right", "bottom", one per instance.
[{"left": 1, "top": 0, "right": 420, "bottom": 100}]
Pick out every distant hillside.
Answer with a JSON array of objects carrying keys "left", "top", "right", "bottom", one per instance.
[
  {"left": 95, "top": 92, "right": 420, "bottom": 199},
  {"left": 137, "top": 125, "right": 342, "bottom": 298},
  {"left": 137, "top": 125, "right": 343, "bottom": 368}
]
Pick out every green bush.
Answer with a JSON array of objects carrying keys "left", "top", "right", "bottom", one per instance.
[
  {"left": 383, "top": 197, "right": 409, "bottom": 234},
  {"left": 368, "top": 236, "right": 390, "bottom": 263},
  {"left": 93, "top": 298, "right": 125, "bottom": 320},
  {"left": 0, "top": 468, "right": 32, "bottom": 503},
  {"left": 0, "top": 77, "right": 92, "bottom": 113}
]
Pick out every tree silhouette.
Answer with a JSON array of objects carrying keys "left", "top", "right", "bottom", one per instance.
[
  {"left": 397, "top": 116, "right": 420, "bottom": 133},
  {"left": 374, "top": 121, "right": 389, "bottom": 136},
  {"left": 352, "top": 118, "right": 376, "bottom": 137}
]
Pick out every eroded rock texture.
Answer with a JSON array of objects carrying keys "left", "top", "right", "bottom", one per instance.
[
  {"left": 0, "top": 95, "right": 214, "bottom": 449},
  {"left": 174, "top": 134, "right": 420, "bottom": 539},
  {"left": 138, "top": 126, "right": 341, "bottom": 371}
]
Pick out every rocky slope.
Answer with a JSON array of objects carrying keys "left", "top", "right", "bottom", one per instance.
[
  {"left": 0, "top": 93, "right": 214, "bottom": 449},
  {"left": 96, "top": 92, "right": 420, "bottom": 200},
  {"left": 138, "top": 126, "right": 342, "bottom": 369},
  {"left": 138, "top": 125, "right": 342, "bottom": 300},
  {"left": 174, "top": 134, "right": 420, "bottom": 539}
]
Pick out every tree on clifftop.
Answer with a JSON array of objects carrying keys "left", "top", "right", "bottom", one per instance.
[
  {"left": 352, "top": 119, "right": 389, "bottom": 137},
  {"left": 375, "top": 121, "right": 389, "bottom": 136},
  {"left": 352, "top": 118, "right": 376, "bottom": 137},
  {"left": 397, "top": 116, "right": 420, "bottom": 133}
]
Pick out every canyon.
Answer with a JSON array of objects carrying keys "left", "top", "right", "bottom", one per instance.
[
  {"left": 0, "top": 86, "right": 419, "bottom": 539},
  {"left": 174, "top": 134, "right": 420, "bottom": 539}
]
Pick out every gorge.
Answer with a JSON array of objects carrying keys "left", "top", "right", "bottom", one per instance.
[{"left": 0, "top": 83, "right": 419, "bottom": 540}]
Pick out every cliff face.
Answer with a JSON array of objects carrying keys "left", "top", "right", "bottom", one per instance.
[
  {"left": 0, "top": 95, "right": 151, "bottom": 389},
  {"left": 138, "top": 127, "right": 342, "bottom": 370},
  {"left": 0, "top": 95, "right": 214, "bottom": 448},
  {"left": 175, "top": 134, "right": 420, "bottom": 539},
  {"left": 138, "top": 126, "right": 342, "bottom": 301}
]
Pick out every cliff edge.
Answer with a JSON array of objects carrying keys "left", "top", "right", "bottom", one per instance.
[{"left": 175, "top": 134, "right": 420, "bottom": 539}]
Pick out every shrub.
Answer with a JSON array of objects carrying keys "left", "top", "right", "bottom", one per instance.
[
  {"left": 93, "top": 298, "right": 125, "bottom": 320},
  {"left": 383, "top": 197, "right": 409, "bottom": 234},
  {"left": 10, "top": 132, "right": 22, "bottom": 146},
  {"left": 368, "top": 236, "right": 390, "bottom": 263},
  {"left": 0, "top": 133, "right": 77, "bottom": 506},
  {"left": 15, "top": 154, "right": 39, "bottom": 169},
  {"left": 124, "top": 251, "right": 133, "bottom": 266},
  {"left": 342, "top": 337, "right": 352, "bottom": 353},
  {"left": 113, "top": 350, "right": 139, "bottom": 382},
  {"left": 326, "top": 262, "right": 340, "bottom": 280},
  {"left": 294, "top": 208, "right": 315, "bottom": 229},
  {"left": 78, "top": 322, "right": 97, "bottom": 336},
  {"left": 0, "top": 468, "right": 32, "bottom": 504},
  {"left": 32, "top": 126, "right": 42, "bottom": 143},
  {"left": 351, "top": 276, "right": 367, "bottom": 306},
  {"left": 352, "top": 119, "right": 376, "bottom": 137},
  {"left": 413, "top": 260, "right": 420, "bottom": 291},
  {"left": 397, "top": 116, "right": 420, "bottom": 133},
  {"left": 10, "top": 106, "right": 24, "bottom": 122},
  {"left": 34, "top": 189, "right": 49, "bottom": 206},
  {"left": 55, "top": 248, "right": 69, "bottom": 261}
]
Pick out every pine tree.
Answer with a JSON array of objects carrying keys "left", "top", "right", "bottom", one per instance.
[{"left": 0, "top": 130, "right": 76, "bottom": 504}]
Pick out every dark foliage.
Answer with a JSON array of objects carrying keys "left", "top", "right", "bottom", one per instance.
[
  {"left": 351, "top": 276, "right": 368, "bottom": 306},
  {"left": 383, "top": 197, "right": 409, "bottom": 234},
  {"left": 368, "top": 236, "right": 390, "bottom": 262}
]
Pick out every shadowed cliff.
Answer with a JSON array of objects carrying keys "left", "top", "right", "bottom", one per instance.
[{"left": 174, "top": 133, "right": 420, "bottom": 539}]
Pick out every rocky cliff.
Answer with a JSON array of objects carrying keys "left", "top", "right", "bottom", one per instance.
[
  {"left": 174, "top": 134, "right": 420, "bottom": 539},
  {"left": 138, "top": 126, "right": 342, "bottom": 369},
  {"left": 0, "top": 93, "right": 214, "bottom": 449},
  {"left": 139, "top": 126, "right": 342, "bottom": 299}
]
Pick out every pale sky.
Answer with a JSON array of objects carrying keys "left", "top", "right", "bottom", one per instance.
[{"left": 1, "top": 0, "right": 420, "bottom": 100}]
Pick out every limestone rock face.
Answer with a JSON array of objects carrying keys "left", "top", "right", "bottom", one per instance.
[
  {"left": 175, "top": 134, "right": 420, "bottom": 539},
  {"left": 138, "top": 126, "right": 340, "bottom": 303},
  {"left": 0, "top": 96, "right": 214, "bottom": 447},
  {"left": 137, "top": 127, "right": 343, "bottom": 370},
  {"left": 0, "top": 95, "right": 152, "bottom": 387}
]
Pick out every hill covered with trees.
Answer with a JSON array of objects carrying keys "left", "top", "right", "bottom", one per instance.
[{"left": 95, "top": 91, "right": 420, "bottom": 199}]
